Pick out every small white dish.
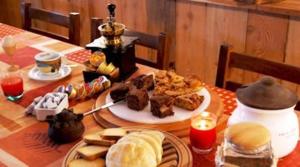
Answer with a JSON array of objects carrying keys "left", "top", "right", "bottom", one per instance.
[
  {"left": 34, "top": 92, "right": 69, "bottom": 121},
  {"left": 28, "top": 65, "right": 72, "bottom": 81}
]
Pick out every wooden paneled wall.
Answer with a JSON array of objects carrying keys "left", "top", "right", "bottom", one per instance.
[
  {"left": 175, "top": 1, "right": 300, "bottom": 96},
  {"left": 1, "top": 0, "right": 300, "bottom": 94}
]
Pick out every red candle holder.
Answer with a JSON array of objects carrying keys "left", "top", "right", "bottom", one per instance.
[
  {"left": 190, "top": 111, "right": 217, "bottom": 154},
  {"left": 0, "top": 71, "right": 24, "bottom": 101}
]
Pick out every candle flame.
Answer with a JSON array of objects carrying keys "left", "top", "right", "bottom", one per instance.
[
  {"left": 199, "top": 120, "right": 207, "bottom": 129},
  {"left": 192, "top": 118, "right": 216, "bottom": 130}
]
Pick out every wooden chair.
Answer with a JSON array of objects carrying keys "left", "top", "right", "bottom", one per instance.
[
  {"left": 215, "top": 44, "right": 300, "bottom": 110},
  {"left": 21, "top": 2, "right": 80, "bottom": 45},
  {"left": 90, "top": 17, "right": 167, "bottom": 69}
]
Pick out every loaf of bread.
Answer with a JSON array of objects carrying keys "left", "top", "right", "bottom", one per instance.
[
  {"left": 68, "top": 158, "right": 105, "bottom": 167},
  {"left": 128, "top": 132, "right": 163, "bottom": 163},
  {"left": 105, "top": 130, "right": 165, "bottom": 167}
]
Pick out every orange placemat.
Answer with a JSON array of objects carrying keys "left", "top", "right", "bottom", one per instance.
[
  {"left": 0, "top": 47, "right": 41, "bottom": 68},
  {"left": 0, "top": 123, "right": 79, "bottom": 167}
]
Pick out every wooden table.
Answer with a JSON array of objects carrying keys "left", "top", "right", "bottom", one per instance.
[{"left": 0, "top": 23, "right": 300, "bottom": 167}]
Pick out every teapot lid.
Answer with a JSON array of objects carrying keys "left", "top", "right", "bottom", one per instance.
[{"left": 236, "top": 77, "right": 298, "bottom": 110}]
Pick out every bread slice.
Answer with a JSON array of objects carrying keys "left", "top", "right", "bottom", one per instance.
[
  {"left": 101, "top": 128, "right": 127, "bottom": 140},
  {"left": 83, "top": 133, "right": 115, "bottom": 146},
  {"left": 68, "top": 158, "right": 105, "bottom": 167},
  {"left": 77, "top": 145, "right": 109, "bottom": 160}
]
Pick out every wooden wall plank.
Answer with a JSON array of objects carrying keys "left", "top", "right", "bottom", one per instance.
[
  {"left": 0, "top": 0, "right": 22, "bottom": 27},
  {"left": 176, "top": 2, "right": 248, "bottom": 84},
  {"left": 243, "top": 11, "right": 289, "bottom": 83},
  {"left": 204, "top": 5, "right": 248, "bottom": 84},
  {"left": 285, "top": 16, "right": 300, "bottom": 96},
  {"left": 175, "top": 0, "right": 207, "bottom": 80},
  {"left": 1, "top": 0, "right": 299, "bottom": 89}
]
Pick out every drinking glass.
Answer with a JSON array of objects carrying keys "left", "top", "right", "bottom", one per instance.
[
  {"left": 2, "top": 35, "right": 19, "bottom": 71},
  {"left": 0, "top": 71, "right": 24, "bottom": 101}
]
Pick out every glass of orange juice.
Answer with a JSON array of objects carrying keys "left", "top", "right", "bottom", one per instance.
[{"left": 0, "top": 71, "right": 24, "bottom": 101}]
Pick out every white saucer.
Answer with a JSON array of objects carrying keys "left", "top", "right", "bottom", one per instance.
[
  {"left": 105, "top": 88, "right": 211, "bottom": 124},
  {"left": 28, "top": 65, "right": 72, "bottom": 81}
]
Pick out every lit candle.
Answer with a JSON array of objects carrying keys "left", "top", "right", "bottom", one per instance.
[{"left": 190, "top": 111, "right": 217, "bottom": 154}]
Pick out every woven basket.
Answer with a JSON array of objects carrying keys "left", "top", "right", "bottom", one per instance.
[{"left": 235, "top": 0, "right": 285, "bottom": 4}]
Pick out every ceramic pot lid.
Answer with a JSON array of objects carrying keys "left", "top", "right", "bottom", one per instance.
[{"left": 236, "top": 77, "right": 298, "bottom": 110}]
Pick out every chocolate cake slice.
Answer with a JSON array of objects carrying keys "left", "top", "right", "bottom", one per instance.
[
  {"left": 132, "top": 74, "right": 154, "bottom": 90},
  {"left": 110, "top": 83, "right": 129, "bottom": 101},
  {"left": 126, "top": 87, "right": 149, "bottom": 111},
  {"left": 150, "top": 95, "right": 174, "bottom": 118}
]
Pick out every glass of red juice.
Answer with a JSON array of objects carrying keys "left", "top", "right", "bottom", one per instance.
[
  {"left": 0, "top": 71, "right": 24, "bottom": 101},
  {"left": 190, "top": 111, "right": 217, "bottom": 154}
]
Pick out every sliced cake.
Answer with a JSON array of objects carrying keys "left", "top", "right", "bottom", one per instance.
[
  {"left": 126, "top": 87, "right": 149, "bottom": 111},
  {"left": 110, "top": 82, "right": 129, "bottom": 101},
  {"left": 132, "top": 74, "right": 155, "bottom": 90},
  {"left": 174, "top": 93, "right": 204, "bottom": 111},
  {"left": 150, "top": 95, "right": 174, "bottom": 118}
]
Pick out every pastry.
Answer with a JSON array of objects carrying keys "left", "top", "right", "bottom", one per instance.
[
  {"left": 89, "top": 51, "right": 106, "bottom": 67},
  {"left": 104, "top": 63, "right": 116, "bottom": 74},
  {"left": 110, "top": 82, "right": 129, "bottom": 101},
  {"left": 174, "top": 93, "right": 204, "bottom": 110},
  {"left": 126, "top": 87, "right": 149, "bottom": 111},
  {"left": 97, "top": 61, "right": 108, "bottom": 74},
  {"left": 77, "top": 145, "right": 109, "bottom": 160},
  {"left": 153, "top": 70, "right": 203, "bottom": 98},
  {"left": 68, "top": 158, "right": 105, "bottom": 167},
  {"left": 84, "top": 133, "right": 116, "bottom": 146},
  {"left": 105, "top": 130, "right": 165, "bottom": 167},
  {"left": 101, "top": 128, "right": 127, "bottom": 140},
  {"left": 150, "top": 95, "right": 174, "bottom": 118},
  {"left": 132, "top": 74, "right": 155, "bottom": 90},
  {"left": 109, "top": 68, "right": 120, "bottom": 79}
]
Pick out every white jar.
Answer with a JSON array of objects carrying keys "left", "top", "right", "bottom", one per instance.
[{"left": 228, "top": 100, "right": 299, "bottom": 158}]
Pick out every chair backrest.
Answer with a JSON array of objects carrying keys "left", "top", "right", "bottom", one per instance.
[
  {"left": 216, "top": 44, "right": 300, "bottom": 110},
  {"left": 22, "top": 2, "right": 80, "bottom": 45},
  {"left": 90, "top": 17, "right": 167, "bottom": 69}
]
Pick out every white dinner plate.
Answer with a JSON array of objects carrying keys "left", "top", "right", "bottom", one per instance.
[
  {"left": 28, "top": 65, "right": 72, "bottom": 81},
  {"left": 105, "top": 88, "right": 211, "bottom": 124}
]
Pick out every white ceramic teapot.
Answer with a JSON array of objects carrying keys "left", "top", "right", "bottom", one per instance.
[{"left": 228, "top": 77, "right": 299, "bottom": 158}]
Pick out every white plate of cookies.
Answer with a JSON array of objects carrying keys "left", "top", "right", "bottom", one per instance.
[
  {"left": 106, "top": 70, "right": 211, "bottom": 124},
  {"left": 63, "top": 128, "right": 192, "bottom": 167}
]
